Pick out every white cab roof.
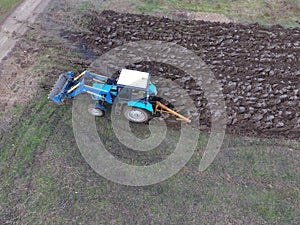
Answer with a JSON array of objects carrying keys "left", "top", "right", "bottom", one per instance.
[{"left": 117, "top": 69, "right": 150, "bottom": 89}]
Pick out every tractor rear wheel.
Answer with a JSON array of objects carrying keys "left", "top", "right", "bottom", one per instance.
[
  {"left": 88, "top": 104, "right": 105, "bottom": 117},
  {"left": 123, "top": 106, "right": 151, "bottom": 123}
]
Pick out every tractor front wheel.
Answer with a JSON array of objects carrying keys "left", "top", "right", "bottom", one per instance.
[
  {"left": 88, "top": 104, "right": 105, "bottom": 117},
  {"left": 123, "top": 106, "right": 151, "bottom": 123}
]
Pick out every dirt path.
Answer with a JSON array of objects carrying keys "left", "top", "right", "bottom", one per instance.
[
  {"left": 0, "top": 0, "right": 51, "bottom": 62},
  {"left": 0, "top": 0, "right": 52, "bottom": 135}
]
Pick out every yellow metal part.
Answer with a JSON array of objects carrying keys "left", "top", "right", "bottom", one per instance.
[
  {"left": 86, "top": 91, "right": 104, "bottom": 99},
  {"left": 67, "top": 83, "right": 80, "bottom": 93},
  {"left": 155, "top": 101, "right": 191, "bottom": 123},
  {"left": 74, "top": 71, "right": 86, "bottom": 81},
  {"left": 93, "top": 78, "right": 106, "bottom": 83}
]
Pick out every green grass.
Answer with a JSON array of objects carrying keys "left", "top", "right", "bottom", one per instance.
[
  {"left": 250, "top": 189, "right": 298, "bottom": 222},
  {"left": 134, "top": 0, "right": 300, "bottom": 27},
  {"left": 0, "top": 90, "right": 299, "bottom": 223},
  {"left": 135, "top": 0, "right": 165, "bottom": 13},
  {"left": 78, "top": 2, "right": 94, "bottom": 12},
  {"left": 0, "top": 1, "right": 299, "bottom": 224},
  {"left": 0, "top": 0, "right": 21, "bottom": 22}
]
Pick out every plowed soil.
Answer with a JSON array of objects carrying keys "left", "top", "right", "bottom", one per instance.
[
  {"left": 1, "top": 3, "right": 300, "bottom": 224},
  {"left": 66, "top": 10, "right": 300, "bottom": 139}
]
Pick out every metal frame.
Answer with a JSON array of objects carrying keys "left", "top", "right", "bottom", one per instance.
[{"left": 49, "top": 70, "right": 191, "bottom": 123}]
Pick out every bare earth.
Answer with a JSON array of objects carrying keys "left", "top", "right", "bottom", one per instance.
[
  {"left": 0, "top": 0, "right": 51, "bottom": 133},
  {"left": 0, "top": 0, "right": 230, "bottom": 133},
  {"left": 0, "top": 1, "right": 299, "bottom": 224},
  {"left": 0, "top": 0, "right": 51, "bottom": 61}
]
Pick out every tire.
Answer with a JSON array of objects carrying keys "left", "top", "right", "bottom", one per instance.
[
  {"left": 88, "top": 104, "right": 105, "bottom": 117},
  {"left": 123, "top": 106, "right": 151, "bottom": 123}
]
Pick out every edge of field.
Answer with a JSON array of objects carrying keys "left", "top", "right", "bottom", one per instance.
[{"left": 0, "top": 0, "right": 299, "bottom": 224}]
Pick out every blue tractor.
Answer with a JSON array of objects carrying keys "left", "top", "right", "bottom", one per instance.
[{"left": 48, "top": 69, "right": 191, "bottom": 123}]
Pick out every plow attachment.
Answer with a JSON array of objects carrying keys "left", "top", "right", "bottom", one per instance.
[
  {"left": 48, "top": 70, "right": 108, "bottom": 104},
  {"left": 48, "top": 72, "right": 77, "bottom": 104},
  {"left": 155, "top": 101, "right": 191, "bottom": 123}
]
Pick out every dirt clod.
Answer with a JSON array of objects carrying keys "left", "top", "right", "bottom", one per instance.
[{"left": 65, "top": 10, "right": 300, "bottom": 139}]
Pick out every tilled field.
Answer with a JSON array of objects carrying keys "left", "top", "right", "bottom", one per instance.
[{"left": 66, "top": 10, "right": 299, "bottom": 139}]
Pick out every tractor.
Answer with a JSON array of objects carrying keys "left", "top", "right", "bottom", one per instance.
[{"left": 48, "top": 69, "right": 191, "bottom": 123}]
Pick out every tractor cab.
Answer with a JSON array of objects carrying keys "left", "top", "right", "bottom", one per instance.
[
  {"left": 113, "top": 69, "right": 156, "bottom": 122},
  {"left": 116, "top": 69, "right": 157, "bottom": 100}
]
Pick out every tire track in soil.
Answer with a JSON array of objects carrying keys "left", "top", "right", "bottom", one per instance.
[
  {"left": 0, "top": 0, "right": 52, "bottom": 137},
  {"left": 0, "top": 0, "right": 51, "bottom": 62},
  {"left": 66, "top": 10, "right": 299, "bottom": 139}
]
